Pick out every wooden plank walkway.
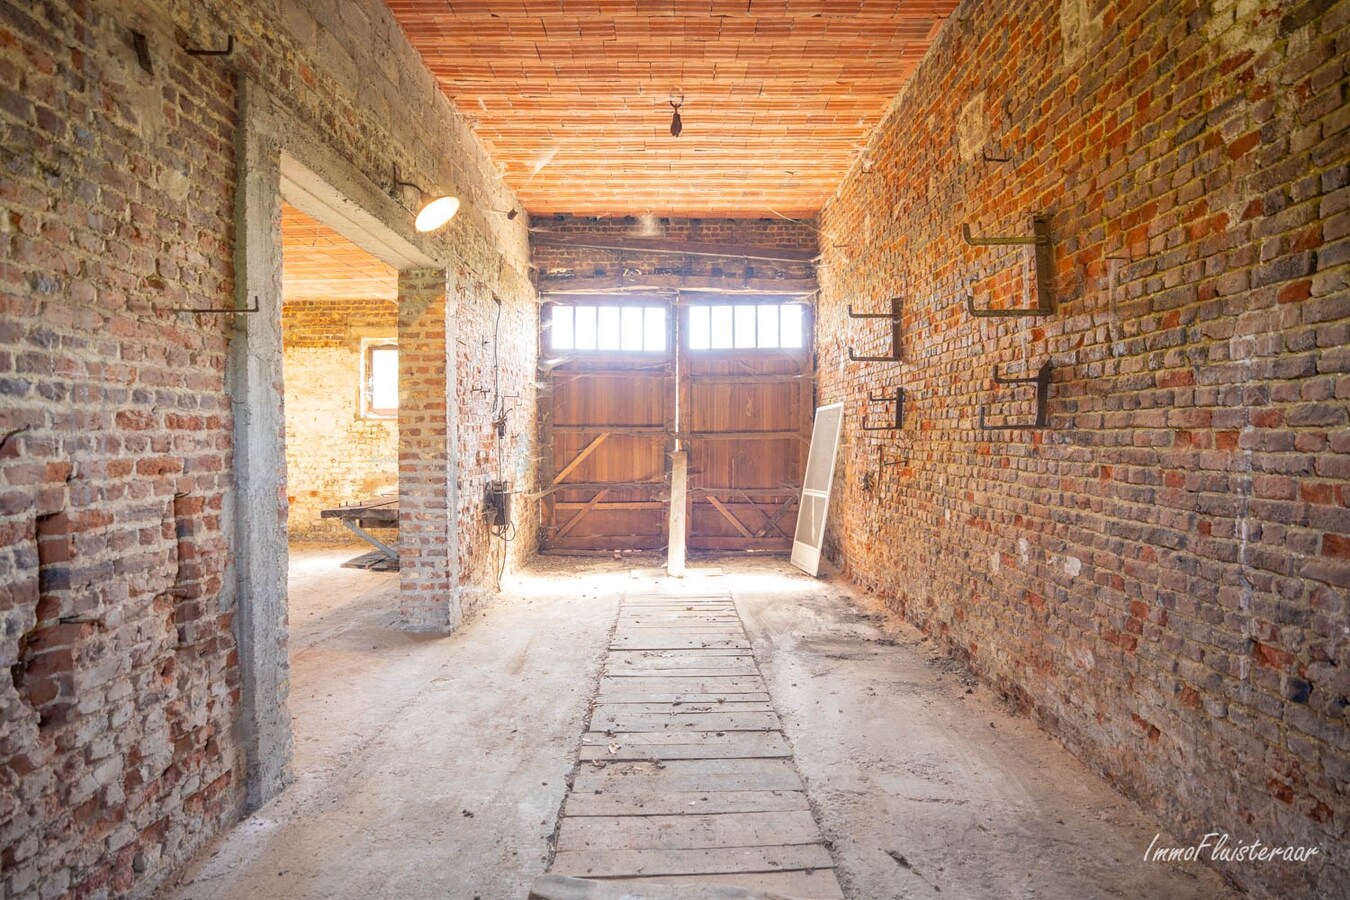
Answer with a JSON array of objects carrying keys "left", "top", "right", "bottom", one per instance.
[{"left": 549, "top": 590, "right": 844, "bottom": 898}]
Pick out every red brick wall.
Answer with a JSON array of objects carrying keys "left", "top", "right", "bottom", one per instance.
[
  {"left": 0, "top": 0, "right": 533, "bottom": 895},
  {"left": 0, "top": 5, "right": 240, "bottom": 897},
  {"left": 815, "top": 1, "right": 1347, "bottom": 896},
  {"left": 397, "top": 270, "right": 456, "bottom": 631},
  {"left": 397, "top": 269, "right": 539, "bottom": 628},
  {"left": 282, "top": 298, "right": 399, "bottom": 540}
]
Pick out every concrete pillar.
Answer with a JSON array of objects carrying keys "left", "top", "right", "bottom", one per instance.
[
  {"left": 397, "top": 268, "right": 462, "bottom": 632},
  {"left": 230, "top": 81, "right": 294, "bottom": 808}
]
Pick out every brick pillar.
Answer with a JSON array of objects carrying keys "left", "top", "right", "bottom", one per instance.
[{"left": 397, "top": 268, "right": 461, "bottom": 632}]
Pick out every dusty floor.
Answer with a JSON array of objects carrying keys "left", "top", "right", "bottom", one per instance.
[{"left": 160, "top": 546, "right": 1237, "bottom": 900}]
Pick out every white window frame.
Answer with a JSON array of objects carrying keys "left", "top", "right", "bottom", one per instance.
[{"left": 360, "top": 338, "right": 399, "bottom": 419}]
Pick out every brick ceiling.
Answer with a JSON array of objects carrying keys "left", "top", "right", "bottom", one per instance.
[
  {"left": 281, "top": 203, "right": 398, "bottom": 302},
  {"left": 385, "top": 1, "right": 959, "bottom": 217}
]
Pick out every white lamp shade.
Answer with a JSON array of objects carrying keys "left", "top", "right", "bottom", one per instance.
[{"left": 415, "top": 195, "right": 460, "bottom": 232}]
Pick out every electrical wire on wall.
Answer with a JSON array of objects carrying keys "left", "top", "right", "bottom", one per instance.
[{"left": 488, "top": 294, "right": 516, "bottom": 591}]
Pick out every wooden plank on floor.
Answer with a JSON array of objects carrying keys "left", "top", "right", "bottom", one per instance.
[
  {"left": 612, "top": 640, "right": 753, "bottom": 652},
  {"left": 551, "top": 843, "right": 834, "bottom": 879},
  {"left": 556, "top": 810, "right": 822, "bottom": 852},
  {"left": 598, "top": 676, "right": 768, "bottom": 694},
  {"left": 612, "top": 632, "right": 747, "bottom": 642},
  {"left": 592, "top": 701, "right": 776, "bottom": 716},
  {"left": 607, "top": 658, "right": 760, "bottom": 671},
  {"left": 609, "top": 648, "right": 751, "bottom": 658},
  {"left": 608, "top": 870, "right": 844, "bottom": 898},
  {"left": 579, "top": 732, "right": 791, "bottom": 760},
  {"left": 571, "top": 770, "right": 803, "bottom": 795},
  {"left": 615, "top": 621, "right": 743, "bottom": 629},
  {"left": 582, "top": 731, "right": 787, "bottom": 747},
  {"left": 551, "top": 587, "right": 843, "bottom": 899},
  {"left": 592, "top": 712, "right": 782, "bottom": 733},
  {"left": 564, "top": 789, "right": 811, "bottom": 817},
  {"left": 595, "top": 692, "right": 773, "bottom": 704},
  {"left": 605, "top": 668, "right": 761, "bottom": 679}
]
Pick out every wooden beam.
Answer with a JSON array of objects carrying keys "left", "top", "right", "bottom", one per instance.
[
  {"left": 551, "top": 424, "right": 667, "bottom": 435},
  {"left": 687, "top": 537, "right": 792, "bottom": 551},
  {"left": 554, "top": 501, "right": 665, "bottom": 510},
  {"left": 681, "top": 430, "right": 810, "bottom": 443},
  {"left": 539, "top": 543, "right": 666, "bottom": 555},
  {"left": 556, "top": 489, "right": 610, "bottom": 539},
  {"left": 687, "top": 374, "right": 815, "bottom": 385},
  {"left": 532, "top": 480, "right": 669, "bottom": 498},
  {"left": 538, "top": 273, "right": 817, "bottom": 297},
  {"left": 667, "top": 450, "right": 688, "bottom": 576},
  {"left": 551, "top": 370, "right": 669, "bottom": 379},
  {"left": 551, "top": 432, "right": 610, "bottom": 486},
  {"left": 706, "top": 496, "right": 755, "bottom": 539},
  {"left": 530, "top": 230, "right": 819, "bottom": 264},
  {"left": 688, "top": 488, "right": 799, "bottom": 498}
]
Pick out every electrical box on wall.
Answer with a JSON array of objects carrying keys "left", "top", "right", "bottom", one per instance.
[{"left": 485, "top": 480, "right": 512, "bottom": 528}]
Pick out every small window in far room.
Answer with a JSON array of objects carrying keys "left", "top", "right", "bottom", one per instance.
[
  {"left": 549, "top": 304, "right": 666, "bottom": 352},
  {"left": 687, "top": 302, "right": 804, "bottom": 350},
  {"left": 361, "top": 340, "right": 398, "bottom": 419}
]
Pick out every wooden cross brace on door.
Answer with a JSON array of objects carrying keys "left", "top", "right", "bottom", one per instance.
[
  {"left": 555, "top": 489, "right": 610, "bottom": 539},
  {"left": 704, "top": 495, "right": 795, "bottom": 541},
  {"left": 551, "top": 432, "right": 610, "bottom": 486},
  {"left": 746, "top": 496, "right": 796, "bottom": 539}
]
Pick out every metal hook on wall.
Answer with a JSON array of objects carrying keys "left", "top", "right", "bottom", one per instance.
[
  {"left": 978, "top": 361, "right": 1052, "bottom": 431},
  {"left": 861, "top": 387, "right": 904, "bottom": 431},
  {"left": 165, "top": 295, "right": 260, "bottom": 314},
  {"left": 963, "top": 214, "right": 1054, "bottom": 317},
  {"left": 186, "top": 34, "right": 234, "bottom": 57},
  {"left": 847, "top": 296, "right": 903, "bottom": 362}
]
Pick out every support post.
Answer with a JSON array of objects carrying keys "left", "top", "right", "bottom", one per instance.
[
  {"left": 667, "top": 449, "right": 688, "bottom": 577},
  {"left": 398, "top": 268, "right": 462, "bottom": 632}
]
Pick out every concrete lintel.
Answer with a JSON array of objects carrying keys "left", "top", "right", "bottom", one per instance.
[{"left": 280, "top": 153, "right": 436, "bottom": 271}]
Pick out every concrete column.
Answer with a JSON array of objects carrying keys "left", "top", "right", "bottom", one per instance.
[
  {"left": 229, "top": 80, "right": 294, "bottom": 809},
  {"left": 397, "top": 268, "right": 462, "bottom": 632}
]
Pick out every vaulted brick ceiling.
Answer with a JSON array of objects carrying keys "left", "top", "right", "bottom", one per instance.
[
  {"left": 386, "top": 1, "right": 959, "bottom": 217},
  {"left": 281, "top": 204, "right": 398, "bottom": 302}
]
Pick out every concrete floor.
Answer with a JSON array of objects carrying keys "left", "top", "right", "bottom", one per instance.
[{"left": 160, "top": 547, "right": 1237, "bottom": 900}]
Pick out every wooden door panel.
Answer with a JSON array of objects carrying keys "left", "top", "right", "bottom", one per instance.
[
  {"left": 552, "top": 433, "right": 667, "bottom": 486},
  {"left": 684, "top": 341, "right": 812, "bottom": 554},
  {"left": 553, "top": 372, "right": 667, "bottom": 426},
  {"left": 688, "top": 384, "right": 801, "bottom": 432}
]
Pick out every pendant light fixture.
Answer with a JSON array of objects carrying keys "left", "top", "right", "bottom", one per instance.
[
  {"left": 669, "top": 98, "right": 683, "bottom": 137},
  {"left": 391, "top": 163, "right": 460, "bottom": 233}
]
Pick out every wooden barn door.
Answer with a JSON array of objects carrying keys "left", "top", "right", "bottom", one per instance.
[
  {"left": 540, "top": 297, "right": 812, "bottom": 555},
  {"left": 681, "top": 301, "right": 812, "bottom": 553},
  {"left": 540, "top": 300, "right": 674, "bottom": 552}
]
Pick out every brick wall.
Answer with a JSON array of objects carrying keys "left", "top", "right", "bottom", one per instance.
[
  {"left": 453, "top": 275, "right": 539, "bottom": 607},
  {"left": 397, "top": 270, "right": 456, "bottom": 631},
  {"left": 0, "top": 0, "right": 533, "bottom": 896},
  {"left": 397, "top": 269, "right": 539, "bottom": 630},
  {"left": 282, "top": 298, "right": 398, "bottom": 541},
  {"left": 815, "top": 1, "right": 1347, "bottom": 897}
]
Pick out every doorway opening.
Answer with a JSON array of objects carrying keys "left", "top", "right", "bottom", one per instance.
[{"left": 280, "top": 202, "right": 400, "bottom": 569}]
